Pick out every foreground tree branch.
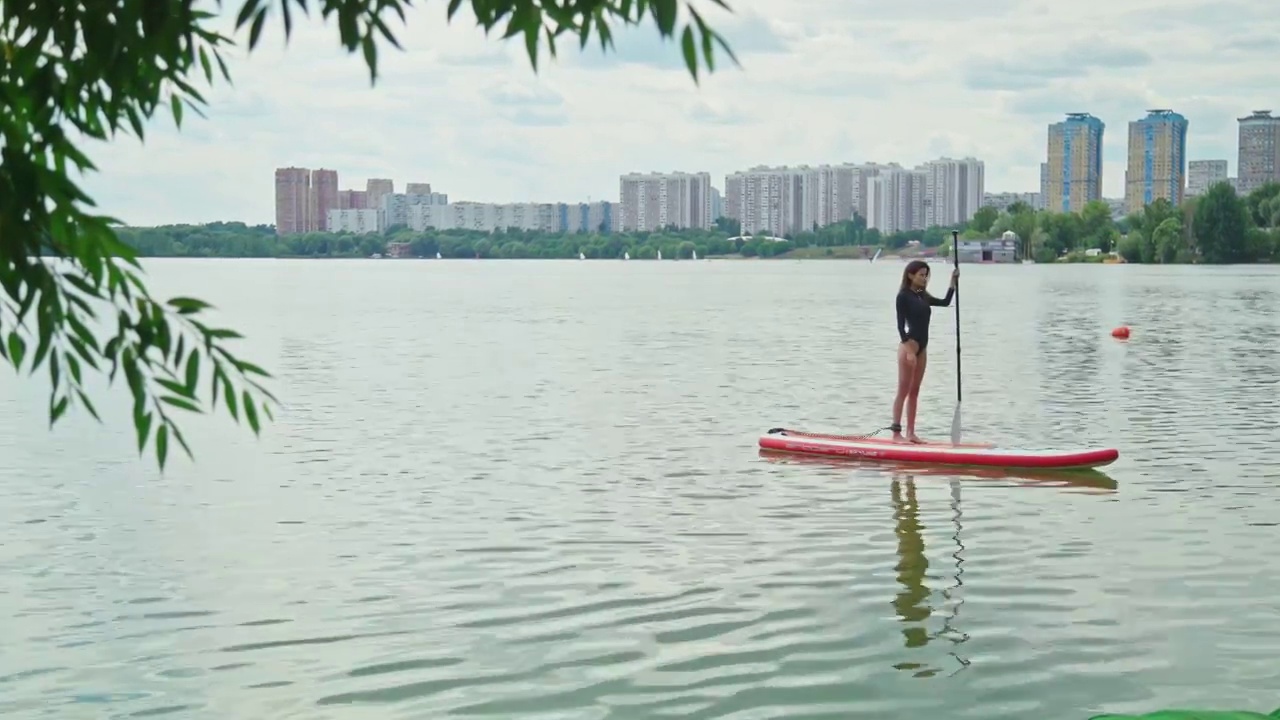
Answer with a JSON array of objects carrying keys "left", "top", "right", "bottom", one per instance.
[{"left": 0, "top": 0, "right": 736, "bottom": 470}]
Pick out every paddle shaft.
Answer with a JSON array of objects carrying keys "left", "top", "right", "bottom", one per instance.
[{"left": 952, "top": 230, "right": 961, "bottom": 405}]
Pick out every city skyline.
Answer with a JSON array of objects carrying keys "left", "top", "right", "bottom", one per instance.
[
  {"left": 73, "top": 0, "right": 1277, "bottom": 227},
  {"left": 279, "top": 103, "right": 1273, "bottom": 237}
]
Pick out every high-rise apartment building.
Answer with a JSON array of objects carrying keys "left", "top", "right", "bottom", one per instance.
[
  {"left": 274, "top": 167, "right": 343, "bottom": 234},
  {"left": 1045, "top": 112, "right": 1105, "bottom": 213},
  {"left": 366, "top": 178, "right": 395, "bottom": 215},
  {"left": 381, "top": 191, "right": 449, "bottom": 229},
  {"left": 274, "top": 167, "right": 312, "bottom": 235},
  {"left": 405, "top": 183, "right": 432, "bottom": 195},
  {"left": 808, "top": 164, "right": 864, "bottom": 228},
  {"left": 310, "top": 168, "right": 339, "bottom": 232},
  {"left": 1123, "top": 109, "right": 1188, "bottom": 214},
  {"left": 723, "top": 163, "right": 885, "bottom": 236},
  {"left": 866, "top": 166, "right": 927, "bottom": 235},
  {"left": 1186, "top": 160, "right": 1229, "bottom": 198},
  {"left": 1237, "top": 110, "right": 1280, "bottom": 195},
  {"left": 920, "top": 157, "right": 984, "bottom": 227},
  {"left": 337, "top": 190, "right": 369, "bottom": 209},
  {"left": 618, "top": 171, "right": 713, "bottom": 231},
  {"left": 722, "top": 166, "right": 808, "bottom": 237}
]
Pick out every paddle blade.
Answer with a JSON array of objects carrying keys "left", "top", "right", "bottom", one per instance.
[{"left": 950, "top": 402, "right": 962, "bottom": 445}]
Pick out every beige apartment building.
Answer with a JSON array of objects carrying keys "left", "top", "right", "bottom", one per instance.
[
  {"left": 274, "top": 167, "right": 340, "bottom": 235},
  {"left": 1044, "top": 112, "right": 1105, "bottom": 214},
  {"left": 1123, "top": 109, "right": 1189, "bottom": 214}
]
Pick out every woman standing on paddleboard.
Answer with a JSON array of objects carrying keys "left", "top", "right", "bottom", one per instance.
[{"left": 892, "top": 259, "right": 958, "bottom": 443}]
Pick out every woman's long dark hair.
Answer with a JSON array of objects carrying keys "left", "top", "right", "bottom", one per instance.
[{"left": 900, "top": 260, "right": 930, "bottom": 290}]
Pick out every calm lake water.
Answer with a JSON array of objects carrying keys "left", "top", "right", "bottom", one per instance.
[{"left": 2, "top": 259, "right": 1279, "bottom": 720}]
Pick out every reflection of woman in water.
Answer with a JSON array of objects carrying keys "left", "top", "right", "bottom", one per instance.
[
  {"left": 890, "top": 477, "right": 970, "bottom": 678},
  {"left": 891, "top": 478, "right": 932, "bottom": 650}
]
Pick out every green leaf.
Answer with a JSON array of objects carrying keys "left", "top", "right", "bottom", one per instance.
[
  {"left": 167, "top": 296, "right": 212, "bottom": 314},
  {"left": 225, "top": 377, "right": 239, "bottom": 420},
  {"left": 161, "top": 395, "right": 201, "bottom": 413},
  {"left": 361, "top": 34, "right": 378, "bottom": 82},
  {"left": 65, "top": 352, "right": 82, "bottom": 384},
  {"left": 680, "top": 26, "right": 698, "bottom": 82},
  {"left": 134, "top": 407, "right": 153, "bottom": 454},
  {"left": 156, "top": 424, "right": 169, "bottom": 469},
  {"left": 169, "top": 422, "right": 193, "bottom": 460},
  {"left": 155, "top": 377, "right": 194, "bottom": 398},
  {"left": 185, "top": 350, "right": 200, "bottom": 393},
  {"left": 243, "top": 390, "right": 260, "bottom": 434},
  {"left": 7, "top": 333, "right": 26, "bottom": 371},
  {"left": 248, "top": 9, "right": 268, "bottom": 48},
  {"left": 234, "top": 359, "right": 270, "bottom": 377},
  {"left": 75, "top": 387, "right": 101, "bottom": 422},
  {"left": 653, "top": 0, "right": 678, "bottom": 34},
  {"left": 50, "top": 395, "right": 69, "bottom": 426},
  {"left": 199, "top": 47, "right": 213, "bottom": 82},
  {"left": 170, "top": 94, "right": 184, "bottom": 127}
]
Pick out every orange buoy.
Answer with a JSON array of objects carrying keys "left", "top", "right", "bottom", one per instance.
[{"left": 1111, "top": 326, "right": 1131, "bottom": 339}]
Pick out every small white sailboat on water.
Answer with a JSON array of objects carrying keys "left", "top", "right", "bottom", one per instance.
[
  {"left": 870, "top": 247, "right": 882, "bottom": 263},
  {"left": 579, "top": 251, "right": 585, "bottom": 260},
  {"left": 657, "top": 249, "right": 663, "bottom": 260},
  {"left": 692, "top": 249, "right": 698, "bottom": 260},
  {"left": 624, "top": 251, "right": 630, "bottom": 260},
  {"left": 436, "top": 251, "right": 442, "bottom": 259}
]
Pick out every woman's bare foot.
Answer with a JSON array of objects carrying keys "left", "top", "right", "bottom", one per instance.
[
  {"left": 892, "top": 433, "right": 906, "bottom": 443},
  {"left": 906, "top": 433, "right": 925, "bottom": 444}
]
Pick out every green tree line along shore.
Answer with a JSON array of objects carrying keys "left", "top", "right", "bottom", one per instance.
[{"left": 121, "top": 182, "right": 1280, "bottom": 264}]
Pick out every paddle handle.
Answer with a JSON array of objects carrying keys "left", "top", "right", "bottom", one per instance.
[{"left": 952, "top": 230, "right": 961, "bottom": 405}]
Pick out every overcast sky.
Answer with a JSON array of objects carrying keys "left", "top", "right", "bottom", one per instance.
[{"left": 79, "top": 0, "right": 1279, "bottom": 226}]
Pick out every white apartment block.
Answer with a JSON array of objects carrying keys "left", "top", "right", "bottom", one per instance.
[
  {"left": 723, "top": 165, "right": 804, "bottom": 237},
  {"left": 723, "top": 164, "right": 868, "bottom": 237},
  {"left": 866, "top": 167, "right": 927, "bottom": 235},
  {"left": 723, "top": 159, "right": 985, "bottom": 235},
  {"left": 618, "top": 171, "right": 713, "bottom": 231},
  {"left": 327, "top": 208, "right": 380, "bottom": 235},
  {"left": 850, "top": 163, "right": 899, "bottom": 224},
  {"left": 920, "top": 157, "right": 984, "bottom": 227},
  {"left": 983, "top": 192, "right": 1041, "bottom": 211},
  {"left": 380, "top": 191, "right": 449, "bottom": 229},
  {"left": 410, "top": 202, "right": 557, "bottom": 233},
  {"left": 1186, "top": 160, "right": 1229, "bottom": 197},
  {"left": 403, "top": 200, "right": 616, "bottom": 234},
  {"left": 564, "top": 201, "right": 617, "bottom": 233}
]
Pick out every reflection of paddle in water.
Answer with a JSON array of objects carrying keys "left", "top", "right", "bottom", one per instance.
[
  {"left": 889, "top": 476, "right": 971, "bottom": 678},
  {"left": 938, "top": 480, "right": 971, "bottom": 669}
]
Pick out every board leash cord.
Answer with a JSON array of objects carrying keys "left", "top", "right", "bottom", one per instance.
[{"left": 767, "top": 426, "right": 897, "bottom": 441}]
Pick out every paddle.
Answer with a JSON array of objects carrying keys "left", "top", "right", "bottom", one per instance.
[{"left": 950, "top": 230, "right": 962, "bottom": 446}]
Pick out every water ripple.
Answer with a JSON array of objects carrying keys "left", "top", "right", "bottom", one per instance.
[{"left": 1, "top": 261, "right": 1279, "bottom": 719}]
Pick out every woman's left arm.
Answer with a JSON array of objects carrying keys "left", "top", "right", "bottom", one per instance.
[{"left": 928, "top": 287, "right": 954, "bottom": 306}]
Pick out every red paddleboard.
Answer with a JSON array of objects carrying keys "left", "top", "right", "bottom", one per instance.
[{"left": 759, "top": 427, "right": 1119, "bottom": 470}]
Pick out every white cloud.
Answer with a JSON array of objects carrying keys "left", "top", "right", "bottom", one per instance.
[{"left": 76, "top": 0, "right": 1280, "bottom": 226}]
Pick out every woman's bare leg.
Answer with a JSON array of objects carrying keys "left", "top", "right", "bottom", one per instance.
[
  {"left": 892, "top": 343, "right": 916, "bottom": 441},
  {"left": 905, "top": 350, "right": 928, "bottom": 443}
]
